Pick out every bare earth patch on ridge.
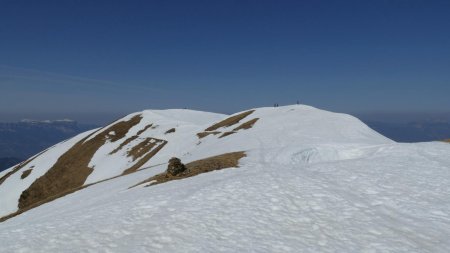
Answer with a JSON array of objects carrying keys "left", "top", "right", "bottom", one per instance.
[
  {"left": 233, "top": 118, "right": 259, "bottom": 131},
  {"left": 127, "top": 138, "right": 166, "bottom": 161},
  {"left": 205, "top": 110, "right": 254, "bottom": 131},
  {"left": 122, "top": 139, "right": 167, "bottom": 175},
  {"left": 219, "top": 118, "right": 259, "bottom": 138},
  {"left": 133, "top": 151, "right": 246, "bottom": 187},
  {"left": 198, "top": 111, "right": 258, "bottom": 139},
  {"left": 196, "top": 131, "right": 221, "bottom": 139},
  {"left": 110, "top": 124, "right": 154, "bottom": 155}
]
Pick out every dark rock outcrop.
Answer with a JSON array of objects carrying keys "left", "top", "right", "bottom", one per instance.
[
  {"left": 165, "top": 128, "right": 176, "bottom": 134},
  {"left": 21, "top": 169, "right": 33, "bottom": 179},
  {"left": 167, "top": 157, "right": 186, "bottom": 176}
]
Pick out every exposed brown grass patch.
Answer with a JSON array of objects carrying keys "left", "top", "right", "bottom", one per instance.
[
  {"left": 443, "top": 139, "right": 450, "bottom": 143},
  {"left": 196, "top": 131, "right": 221, "bottom": 139},
  {"left": 233, "top": 118, "right": 259, "bottom": 131},
  {"left": 18, "top": 115, "right": 143, "bottom": 210},
  {"left": 185, "top": 151, "right": 245, "bottom": 173},
  {"left": 217, "top": 118, "right": 259, "bottom": 138},
  {"left": 136, "top": 124, "right": 153, "bottom": 135},
  {"left": 219, "top": 131, "right": 236, "bottom": 138},
  {"left": 21, "top": 169, "right": 32, "bottom": 179},
  {"left": 127, "top": 138, "right": 165, "bottom": 161},
  {"left": 200, "top": 112, "right": 258, "bottom": 140},
  {"left": 109, "top": 135, "right": 139, "bottom": 155},
  {"left": 133, "top": 151, "right": 246, "bottom": 187},
  {"left": 165, "top": 128, "right": 176, "bottom": 134},
  {"left": 205, "top": 110, "right": 254, "bottom": 131},
  {"left": 106, "top": 115, "right": 142, "bottom": 142},
  {"left": 109, "top": 123, "right": 154, "bottom": 155},
  {"left": 122, "top": 139, "right": 167, "bottom": 175}
]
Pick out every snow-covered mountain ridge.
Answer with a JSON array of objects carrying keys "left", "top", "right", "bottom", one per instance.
[{"left": 1, "top": 105, "right": 449, "bottom": 252}]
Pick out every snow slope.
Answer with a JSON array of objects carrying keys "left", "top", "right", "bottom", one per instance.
[
  {"left": 85, "top": 109, "right": 224, "bottom": 184},
  {"left": 0, "top": 109, "right": 224, "bottom": 217},
  {"left": 1, "top": 105, "right": 449, "bottom": 252},
  {"left": 0, "top": 129, "right": 98, "bottom": 216}
]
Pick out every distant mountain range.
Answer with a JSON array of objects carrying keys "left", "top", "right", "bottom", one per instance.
[{"left": 0, "top": 120, "right": 97, "bottom": 171}]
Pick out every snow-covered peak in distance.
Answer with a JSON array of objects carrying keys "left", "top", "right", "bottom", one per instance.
[{"left": 1, "top": 105, "right": 449, "bottom": 252}]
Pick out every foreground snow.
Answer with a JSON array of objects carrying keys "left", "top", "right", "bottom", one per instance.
[
  {"left": 1, "top": 142, "right": 450, "bottom": 252},
  {"left": 1, "top": 105, "right": 449, "bottom": 252}
]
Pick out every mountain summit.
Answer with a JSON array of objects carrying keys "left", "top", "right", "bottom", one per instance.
[{"left": 1, "top": 105, "right": 449, "bottom": 252}]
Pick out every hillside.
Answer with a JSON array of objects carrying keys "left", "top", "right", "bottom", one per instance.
[{"left": 1, "top": 105, "right": 450, "bottom": 252}]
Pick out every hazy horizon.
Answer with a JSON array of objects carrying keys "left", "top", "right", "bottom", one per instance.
[
  {"left": 1, "top": 106, "right": 450, "bottom": 125},
  {"left": 1, "top": 1, "right": 449, "bottom": 124}
]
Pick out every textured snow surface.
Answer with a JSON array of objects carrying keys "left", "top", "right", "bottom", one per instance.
[{"left": 1, "top": 105, "right": 450, "bottom": 252}]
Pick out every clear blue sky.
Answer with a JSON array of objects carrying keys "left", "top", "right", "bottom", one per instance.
[{"left": 1, "top": 0, "right": 449, "bottom": 123}]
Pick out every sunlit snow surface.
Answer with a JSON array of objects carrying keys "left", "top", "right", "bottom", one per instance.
[{"left": 1, "top": 105, "right": 450, "bottom": 252}]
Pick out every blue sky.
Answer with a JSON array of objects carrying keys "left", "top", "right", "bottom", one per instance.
[{"left": 1, "top": 0, "right": 449, "bottom": 123}]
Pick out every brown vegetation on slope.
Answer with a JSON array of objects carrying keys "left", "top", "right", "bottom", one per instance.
[
  {"left": 109, "top": 124, "right": 154, "bottom": 155},
  {"left": 218, "top": 118, "right": 260, "bottom": 138},
  {"left": 205, "top": 110, "right": 254, "bottom": 131},
  {"left": 18, "top": 115, "right": 143, "bottom": 210},
  {"left": 198, "top": 111, "right": 258, "bottom": 139},
  {"left": 127, "top": 138, "right": 165, "bottom": 161},
  {"left": 219, "top": 131, "right": 237, "bottom": 138},
  {"left": 110, "top": 135, "right": 139, "bottom": 155},
  {"left": 196, "top": 131, "right": 221, "bottom": 139},
  {"left": 443, "top": 139, "right": 450, "bottom": 143},
  {"left": 136, "top": 124, "right": 154, "bottom": 135},
  {"left": 233, "top": 118, "right": 259, "bottom": 131},
  {"left": 133, "top": 151, "right": 246, "bottom": 187},
  {"left": 122, "top": 139, "right": 167, "bottom": 175}
]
